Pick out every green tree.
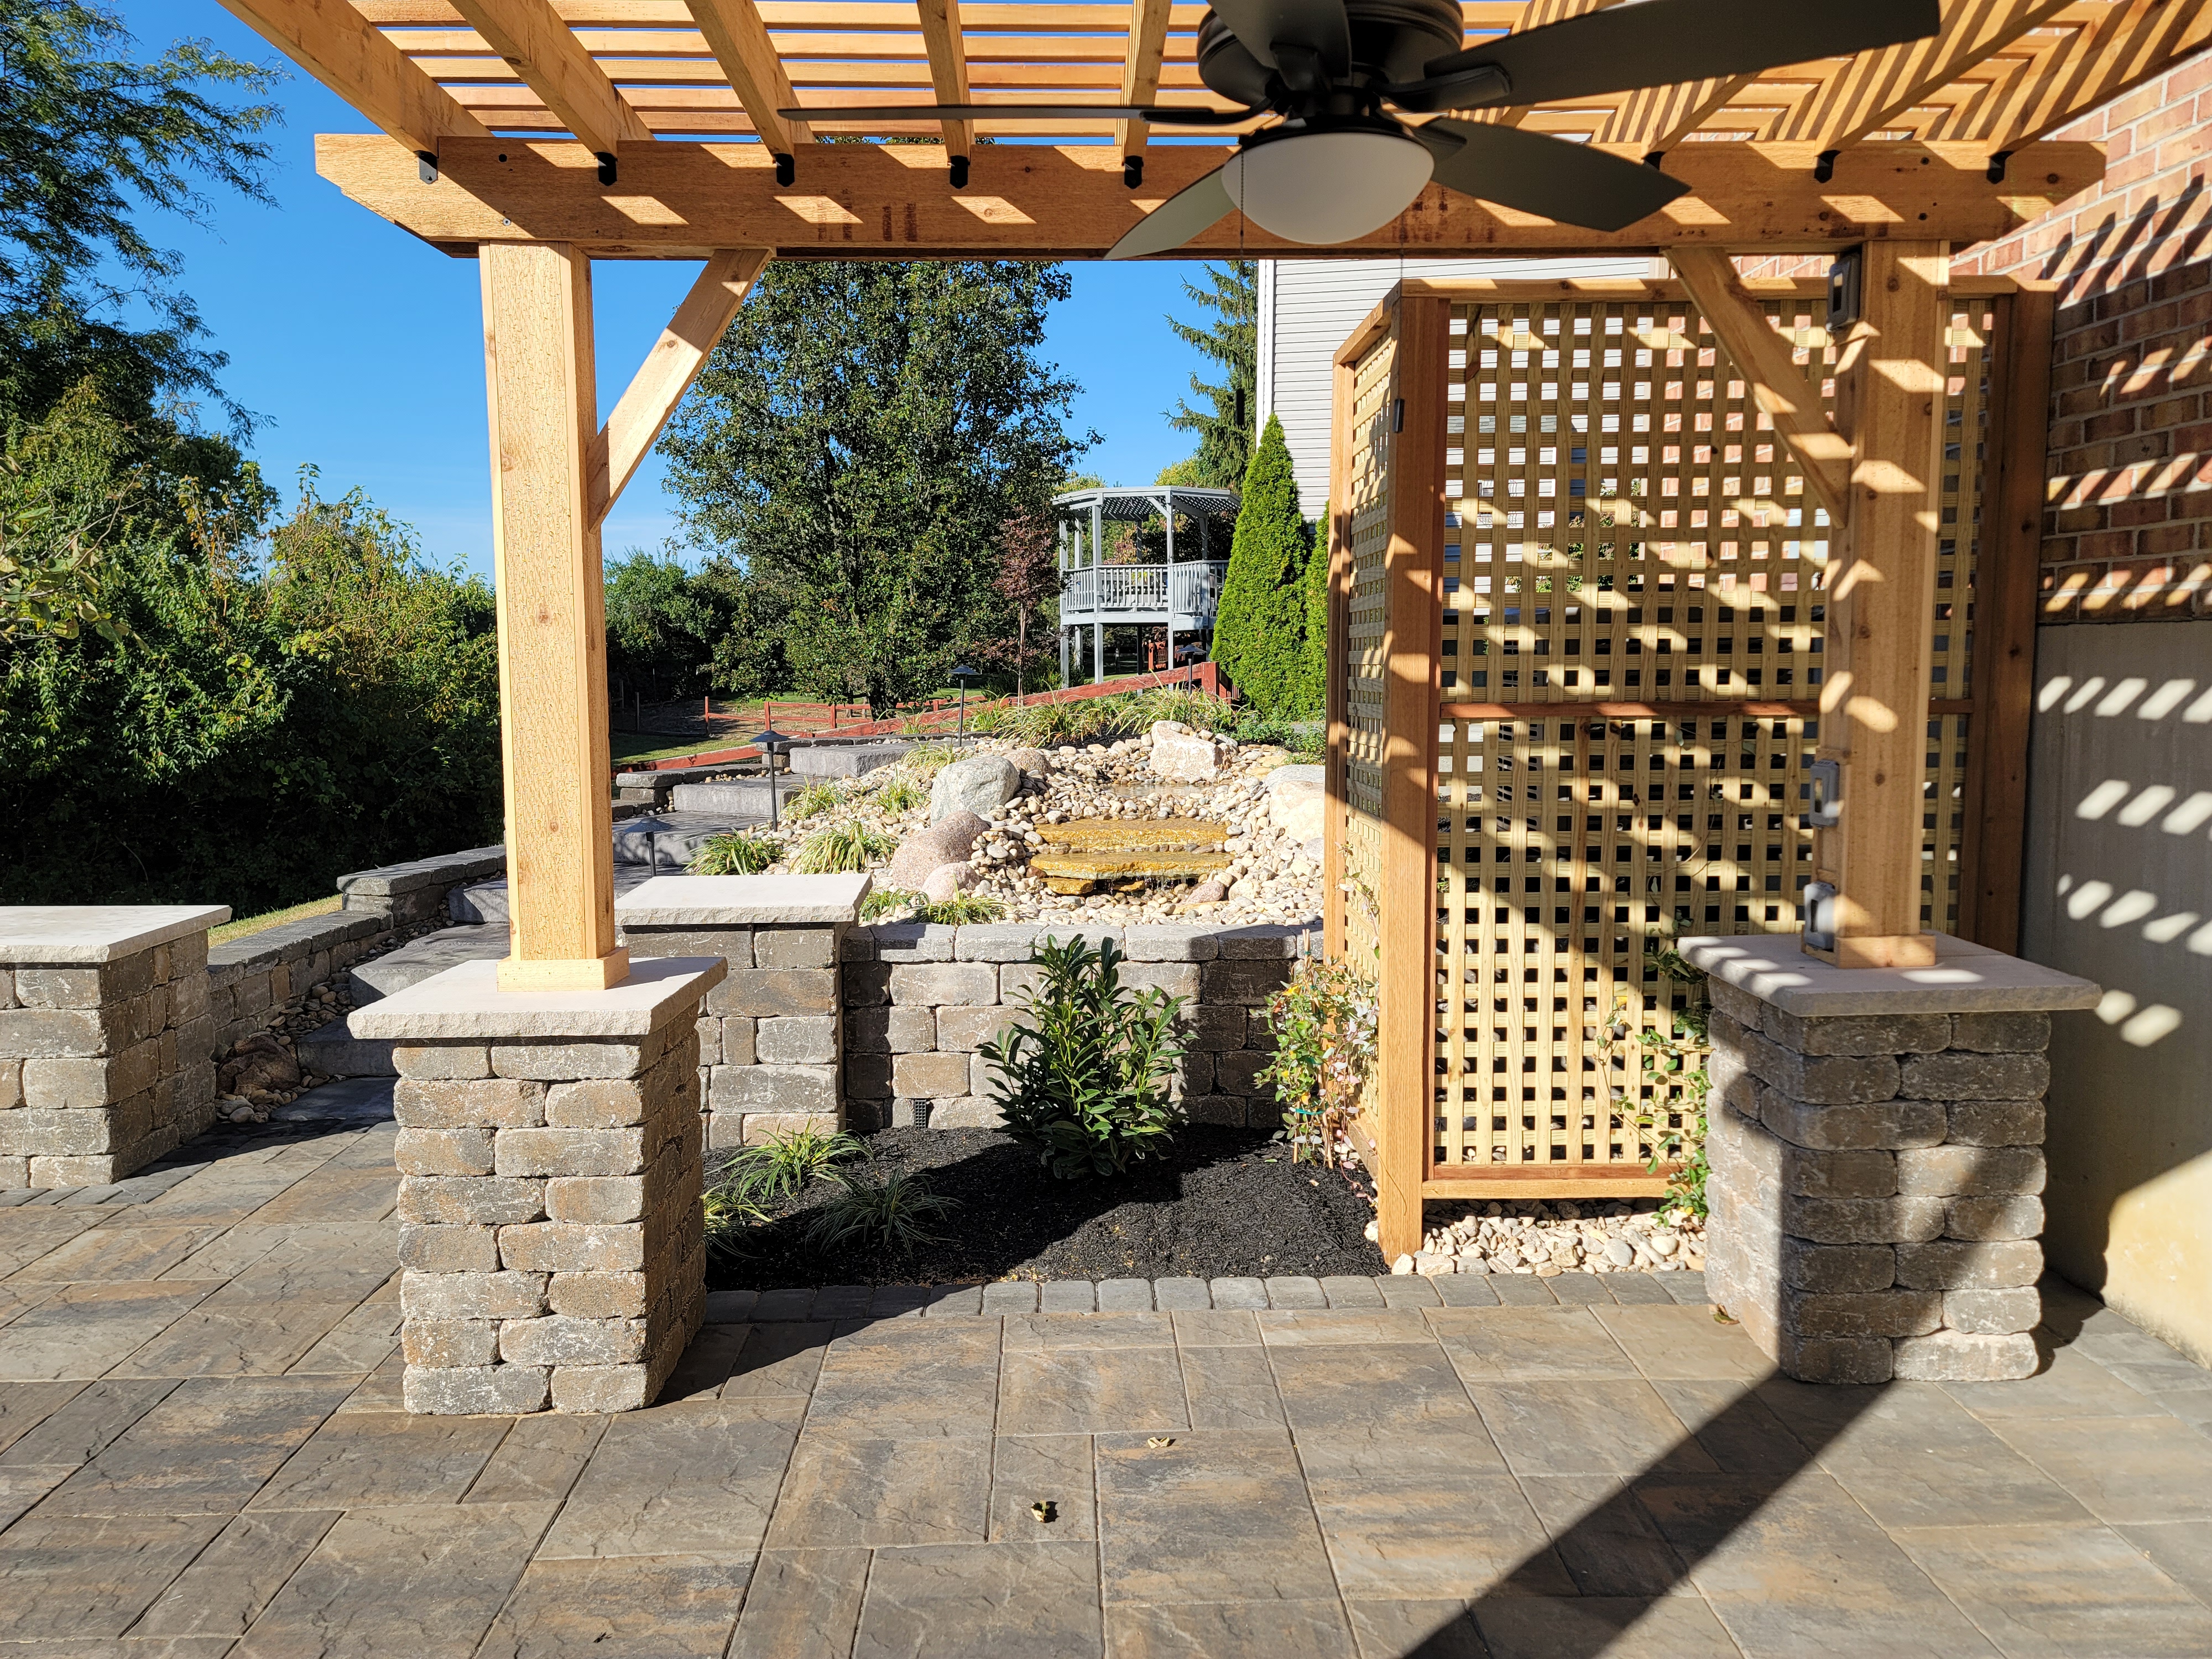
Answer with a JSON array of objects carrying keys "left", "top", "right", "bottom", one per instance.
[
  {"left": 0, "top": 2, "right": 280, "bottom": 420},
  {"left": 1296, "top": 499, "right": 1331, "bottom": 718},
  {"left": 660, "top": 261, "right": 1091, "bottom": 712},
  {"left": 603, "top": 551, "right": 729, "bottom": 701},
  {"left": 1164, "top": 262, "right": 1256, "bottom": 487},
  {"left": 1210, "top": 415, "right": 1310, "bottom": 714}
]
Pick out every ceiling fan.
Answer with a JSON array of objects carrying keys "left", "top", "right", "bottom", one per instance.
[{"left": 784, "top": 0, "right": 1940, "bottom": 257}]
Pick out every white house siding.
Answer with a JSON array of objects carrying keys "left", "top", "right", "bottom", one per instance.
[{"left": 1258, "top": 257, "right": 1657, "bottom": 514}]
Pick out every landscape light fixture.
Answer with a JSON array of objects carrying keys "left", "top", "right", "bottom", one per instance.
[
  {"left": 756, "top": 726, "right": 792, "bottom": 831},
  {"left": 951, "top": 665, "right": 979, "bottom": 735}
]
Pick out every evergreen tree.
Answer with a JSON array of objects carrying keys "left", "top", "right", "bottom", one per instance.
[
  {"left": 1164, "top": 262, "right": 1256, "bottom": 487},
  {"left": 1295, "top": 499, "right": 1331, "bottom": 718},
  {"left": 1210, "top": 415, "right": 1309, "bottom": 714}
]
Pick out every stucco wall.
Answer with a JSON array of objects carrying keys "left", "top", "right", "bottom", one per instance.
[{"left": 2021, "top": 621, "right": 2212, "bottom": 1363}]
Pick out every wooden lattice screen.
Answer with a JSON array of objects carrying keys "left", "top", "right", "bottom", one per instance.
[{"left": 1326, "top": 278, "right": 2047, "bottom": 1244}]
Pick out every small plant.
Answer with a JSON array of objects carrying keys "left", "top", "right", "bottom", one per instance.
[
  {"left": 1607, "top": 941, "right": 1712, "bottom": 1218},
  {"left": 901, "top": 742, "right": 959, "bottom": 776},
  {"left": 923, "top": 892, "right": 1004, "bottom": 924},
  {"left": 874, "top": 776, "right": 925, "bottom": 813},
  {"left": 722, "top": 1125, "right": 863, "bottom": 1203},
  {"left": 701, "top": 1178, "right": 771, "bottom": 1264},
  {"left": 1256, "top": 957, "right": 1377, "bottom": 1166},
  {"left": 862, "top": 886, "right": 926, "bottom": 921},
  {"left": 980, "top": 937, "right": 1188, "bottom": 1180},
  {"left": 691, "top": 830, "right": 779, "bottom": 875},
  {"left": 792, "top": 821, "right": 897, "bottom": 873},
  {"left": 805, "top": 1164, "right": 959, "bottom": 1254},
  {"left": 786, "top": 780, "right": 847, "bottom": 821}
]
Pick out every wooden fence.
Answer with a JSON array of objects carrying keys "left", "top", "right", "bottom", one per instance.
[{"left": 1328, "top": 277, "right": 2052, "bottom": 1258}]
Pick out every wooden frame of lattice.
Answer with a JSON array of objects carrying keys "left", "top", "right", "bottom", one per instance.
[{"left": 1328, "top": 275, "right": 2050, "bottom": 1249}]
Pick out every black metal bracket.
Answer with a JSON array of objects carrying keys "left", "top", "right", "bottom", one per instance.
[
  {"left": 596, "top": 152, "right": 617, "bottom": 185},
  {"left": 1642, "top": 151, "right": 1665, "bottom": 170},
  {"left": 774, "top": 152, "right": 795, "bottom": 187},
  {"left": 1986, "top": 150, "right": 2011, "bottom": 184},
  {"left": 416, "top": 150, "right": 439, "bottom": 184},
  {"left": 1812, "top": 149, "right": 1840, "bottom": 184},
  {"left": 1123, "top": 154, "right": 1144, "bottom": 189},
  {"left": 949, "top": 154, "right": 970, "bottom": 189}
]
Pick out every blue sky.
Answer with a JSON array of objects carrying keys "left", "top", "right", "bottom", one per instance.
[{"left": 129, "top": 3, "right": 1218, "bottom": 577}]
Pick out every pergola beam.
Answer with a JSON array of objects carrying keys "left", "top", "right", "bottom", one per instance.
[
  {"left": 687, "top": 0, "right": 813, "bottom": 154},
  {"left": 1762, "top": 0, "right": 2080, "bottom": 147},
  {"left": 1473, "top": 0, "right": 1622, "bottom": 127},
  {"left": 314, "top": 134, "right": 2103, "bottom": 257},
  {"left": 588, "top": 248, "right": 769, "bottom": 525},
  {"left": 1595, "top": 74, "right": 1756, "bottom": 154},
  {"left": 1671, "top": 248, "right": 1852, "bottom": 522},
  {"left": 1939, "top": 0, "right": 2212, "bottom": 149},
  {"left": 450, "top": 0, "right": 650, "bottom": 160},
  {"left": 915, "top": 0, "right": 975, "bottom": 160},
  {"left": 1113, "top": 0, "right": 1174, "bottom": 165},
  {"left": 217, "top": 0, "right": 488, "bottom": 154}
]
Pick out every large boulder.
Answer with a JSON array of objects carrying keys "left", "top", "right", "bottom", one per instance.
[
  {"left": 1266, "top": 764, "right": 1327, "bottom": 842},
  {"left": 1006, "top": 747, "right": 1052, "bottom": 776},
  {"left": 930, "top": 754, "right": 1019, "bottom": 823},
  {"left": 888, "top": 810, "right": 988, "bottom": 890},
  {"left": 920, "top": 862, "right": 977, "bottom": 903},
  {"left": 1152, "top": 726, "right": 1227, "bottom": 782}
]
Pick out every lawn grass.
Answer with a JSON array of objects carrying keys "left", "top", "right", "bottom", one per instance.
[{"left": 209, "top": 894, "right": 342, "bottom": 945}]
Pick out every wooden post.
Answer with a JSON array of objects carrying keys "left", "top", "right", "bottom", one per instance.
[
  {"left": 1373, "top": 293, "right": 1450, "bottom": 1262},
  {"left": 1959, "top": 284, "right": 2055, "bottom": 954},
  {"left": 1814, "top": 242, "right": 1950, "bottom": 969},
  {"left": 481, "top": 240, "right": 628, "bottom": 991}
]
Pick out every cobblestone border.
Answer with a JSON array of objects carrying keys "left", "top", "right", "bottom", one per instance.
[{"left": 703, "top": 1268, "right": 1711, "bottom": 1321}]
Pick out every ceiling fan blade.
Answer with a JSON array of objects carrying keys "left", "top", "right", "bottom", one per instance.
[
  {"left": 775, "top": 102, "right": 1259, "bottom": 126},
  {"left": 1415, "top": 119, "right": 1689, "bottom": 233},
  {"left": 1393, "top": 0, "right": 1941, "bottom": 113},
  {"left": 1106, "top": 166, "right": 1237, "bottom": 260},
  {"left": 1207, "top": 0, "right": 1352, "bottom": 77}
]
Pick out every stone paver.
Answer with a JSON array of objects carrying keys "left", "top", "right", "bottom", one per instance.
[{"left": 0, "top": 1096, "right": 2208, "bottom": 1655}]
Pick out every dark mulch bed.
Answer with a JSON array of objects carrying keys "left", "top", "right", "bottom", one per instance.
[{"left": 706, "top": 1126, "right": 1387, "bottom": 1289}]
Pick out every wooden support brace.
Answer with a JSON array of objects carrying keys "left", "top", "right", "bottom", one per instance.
[
  {"left": 588, "top": 248, "right": 769, "bottom": 526},
  {"left": 1671, "top": 248, "right": 1851, "bottom": 525},
  {"left": 481, "top": 241, "right": 628, "bottom": 991},
  {"left": 1814, "top": 241, "right": 1951, "bottom": 971}
]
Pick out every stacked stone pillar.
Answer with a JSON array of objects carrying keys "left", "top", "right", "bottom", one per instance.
[
  {"left": 350, "top": 955, "right": 724, "bottom": 1413},
  {"left": 614, "top": 874, "right": 865, "bottom": 1149},
  {"left": 0, "top": 907, "right": 227, "bottom": 1187},
  {"left": 1687, "top": 935, "right": 2098, "bottom": 1384}
]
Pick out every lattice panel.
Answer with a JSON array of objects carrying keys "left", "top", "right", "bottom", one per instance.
[
  {"left": 1339, "top": 331, "right": 1397, "bottom": 977},
  {"left": 1421, "top": 286, "right": 1996, "bottom": 1182}
]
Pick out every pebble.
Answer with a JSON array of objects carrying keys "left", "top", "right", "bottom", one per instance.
[{"left": 1419, "top": 1199, "right": 1706, "bottom": 1277}]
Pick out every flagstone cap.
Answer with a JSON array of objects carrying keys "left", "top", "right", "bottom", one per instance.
[
  {"left": 1681, "top": 933, "right": 2100, "bottom": 1018},
  {"left": 0, "top": 905, "right": 231, "bottom": 963},
  {"left": 348, "top": 956, "right": 726, "bottom": 1039},
  {"left": 616, "top": 874, "right": 871, "bottom": 926}
]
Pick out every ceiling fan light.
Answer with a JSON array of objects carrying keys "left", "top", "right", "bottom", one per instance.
[{"left": 1222, "top": 129, "right": 1434, "bottom": 246}]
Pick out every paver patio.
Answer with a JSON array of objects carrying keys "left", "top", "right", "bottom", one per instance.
[{"left": 1, "top": 1086, "right": 2209, "bottom": 1657}]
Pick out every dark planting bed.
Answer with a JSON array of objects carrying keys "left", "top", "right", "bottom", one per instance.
[{"left": 706, "top": 1126, "right": 1388, "bottom": 1289}]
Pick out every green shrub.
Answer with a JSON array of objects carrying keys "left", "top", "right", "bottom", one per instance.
[
  {"left": 1210, "top": 415, "right": 1312, "bottom": 715},
  {"left": 805, "top": 1164, "right": 959, "bottom": 1254},
  {"left": 792, "top": 821, "right": 896, "bottom": 873},
  {"left": 1609, "top": 941, "right": 1712, "bottom": 1218},
  {"left": 691, "top": 830, "right": 778, "bottom": 874},
  {"left": 1256, "top": 958, "right": 1375, "bottom": 1165},
  {"left": 901, "top": 742, "right": 959, "bottom": 776},
  {"left": 701, "top": 1178, "right": 771, "bottom": 1264},
  {"left": 980, "top": 937, "right": 1188, "bottom": 1179},
  {"left": 721, "top": 1125, "right": 862, "bottom": 1203},
  {"left": 1234, "top": 712, "right": 1322, "bottom": 757},
  {"left": 786, "top": 780, "right": 846, "bottom": 821},
  {"left": 861, "top": 885, "right": 925, "bottom": 921},
  {"left": 924, "top": 892, "right": 1003, "bottom": 924},
  {"left": 874, "top": 776, "right": 925, "bottom": 813}
]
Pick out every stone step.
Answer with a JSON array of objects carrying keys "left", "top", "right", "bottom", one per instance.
[
  {"left": 347, "top": 924, "right": 510, "bottom": 1005},
  {"left": 789, "top": 740, "right": 910, "bottom": 778},
  {"left": 1027, "top": 849, "right": 1232, "bottom": 895},
  {"left": 1032, "top": 818, "right": 1229, "bottom": 852},
  {"left": 296, "top": 1018, "right": 397, "bottom": 1078},
  {"left": 452, "top": 863, "right": 658, "bottom": 924}
]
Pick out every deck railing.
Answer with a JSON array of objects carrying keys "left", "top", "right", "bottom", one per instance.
[{"left": 1062, "top": 561, "right": 1227, "bottom": 619}]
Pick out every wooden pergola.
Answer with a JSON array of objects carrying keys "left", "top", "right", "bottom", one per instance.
[{"left": 215, "top": 0, "right": 2198, "bottom": 1014}]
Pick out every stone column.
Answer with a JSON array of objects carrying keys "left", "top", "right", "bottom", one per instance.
[
  {"left": 0, "top": 906, "right": 227, "bottom": 1187},
  {"left": 349, "top": 955, "right": 724, "bottom": 1414},
  {"left": 1686, "top": 935, "right": 2098, "bottom": 1384},
  {"left": 613, "top": 874, "right": 865, "bottom": 1149}
]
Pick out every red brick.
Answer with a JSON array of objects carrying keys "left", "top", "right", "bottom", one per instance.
[
  {"left": 2146, "top": 395, "right": 2203, "bottom": 430},
  {"left": 2111, "top": 498, "right": 2172, "bottom": 529},
  {"left": 2085, "top": 409, "right": 2138, "bottom": 442},
  {"left": 2140, "top": 523, "right": 2200, "bottom": 555},
  {"left": 2081, "top": 530, "right": 2136, "bottom": 560}
]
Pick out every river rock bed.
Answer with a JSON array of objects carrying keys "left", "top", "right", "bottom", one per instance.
[{"left": 1397, "top": 1198, "right": 1709, "bottom": 1278}]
